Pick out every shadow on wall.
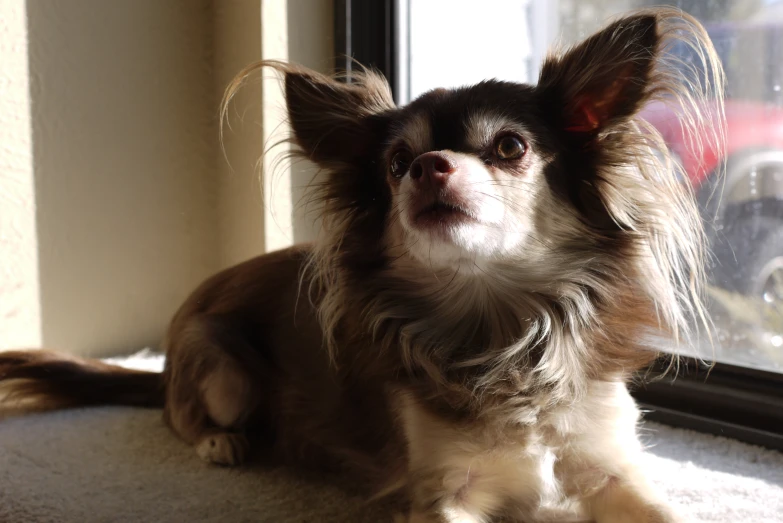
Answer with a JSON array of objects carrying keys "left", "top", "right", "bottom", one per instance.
[{"left": 287, "top": 0, "right": 334, "bottom": 245}]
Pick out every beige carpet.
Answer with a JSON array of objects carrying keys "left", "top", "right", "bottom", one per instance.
[{"left": 0, "top": 352, "right": 781, "bottom": 522}]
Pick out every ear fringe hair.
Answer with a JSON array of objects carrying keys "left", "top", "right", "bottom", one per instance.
[
  {"left": 219, "top": 60, "right": 396, "bottom": 364},
  {"left": 630, "top": 7, "right": 725, "bottom": 360}
]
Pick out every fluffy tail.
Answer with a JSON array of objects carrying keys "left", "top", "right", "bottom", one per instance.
[{"left": 0, "top": 350, "right": 163, "bottom": 414}]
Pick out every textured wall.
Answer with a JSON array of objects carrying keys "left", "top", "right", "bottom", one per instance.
[
  {"left": 27, "top": 0, "right": 219, "bottom": 356},
  {"left": 0, "top": 1, "right": 41, "bottom": 350}
]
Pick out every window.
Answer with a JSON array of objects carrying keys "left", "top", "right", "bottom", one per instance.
[
  {"left": 403, "top": 0, "right": 783, "bottom": 374},
  {"left": 338, "top": 0, "right": 783, "bottom": 448}
]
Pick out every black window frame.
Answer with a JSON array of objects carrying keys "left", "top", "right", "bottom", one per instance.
[
  {"left": 334, "top": 0, "right": 402, "bottom": 103},
  {"left": 334, "top": 1, "right": 783, "bottom": 452}
]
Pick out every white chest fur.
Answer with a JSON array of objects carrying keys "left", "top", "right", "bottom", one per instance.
[{"left": 396, "top": 380, "right": 650, "bottom": 522}]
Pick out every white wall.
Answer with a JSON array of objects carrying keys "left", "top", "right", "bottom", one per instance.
[{"left": 0, "top": 0, "right": 40, "bottom": 350}]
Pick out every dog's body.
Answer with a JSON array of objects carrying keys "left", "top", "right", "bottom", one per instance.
[
  {"left": 163, "top": 246, "right": 659, "bottom": 521},
  {"left": 0, "top": 8, "right": 724, "bottom": 522}
]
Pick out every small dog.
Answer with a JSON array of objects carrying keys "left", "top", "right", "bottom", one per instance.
[{"left": 1, "top": 8, "right": 723, "bottom": 522}]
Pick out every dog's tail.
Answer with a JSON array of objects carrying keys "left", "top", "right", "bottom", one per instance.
[{"left": 0, "top": 350, "right": 163, "bottom": 414}]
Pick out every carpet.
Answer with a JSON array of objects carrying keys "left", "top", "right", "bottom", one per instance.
[{"left": 0, "top": 351, "right": 780, "bottom": 522}]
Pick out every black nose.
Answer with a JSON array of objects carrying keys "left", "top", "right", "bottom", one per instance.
[{"left": 409, "top": 152, "right": 456, "bottom": 183}]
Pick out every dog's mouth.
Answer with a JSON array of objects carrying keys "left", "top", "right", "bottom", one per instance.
[{"left": 414, "top": 200, "right": 476, "bottom": 229}]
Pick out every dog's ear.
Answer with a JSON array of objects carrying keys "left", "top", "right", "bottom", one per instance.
[
  {"left": 284, "top": 67, "right": 395, "bottom": 166},
  {"left": 538, "top": 14, "right": 659, "bottom": 135}
]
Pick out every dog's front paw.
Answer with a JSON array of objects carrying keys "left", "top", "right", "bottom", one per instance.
[
  {"left": 588, "top": 477, "right": 684, "bottom": 523},
  {"left": 195, "top": 432, "right": 249, "bottom": 466}
]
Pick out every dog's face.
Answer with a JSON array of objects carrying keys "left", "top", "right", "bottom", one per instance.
[{"left": 383, "top": 84, "right": 560, "bottom": 269}]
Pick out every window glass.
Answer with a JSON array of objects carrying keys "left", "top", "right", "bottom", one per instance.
[{"left": 403, "top": 0, "right": 783, "bottom": 372}]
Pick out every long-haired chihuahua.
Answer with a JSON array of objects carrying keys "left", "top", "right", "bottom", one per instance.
[{"left": 1, "top": 8, "right": 724, "bottom": 522}]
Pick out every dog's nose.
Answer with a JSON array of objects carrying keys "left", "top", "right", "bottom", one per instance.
[{"left": 409, "top": 152, "right": 456, "bottom": 184}]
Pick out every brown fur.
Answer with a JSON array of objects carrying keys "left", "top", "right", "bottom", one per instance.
[
  {"left": 0, "top": 8, "right": 724, "bottom": 522},
  {"left": 0, "top": 350, "right": 161, "bottom": 412}
]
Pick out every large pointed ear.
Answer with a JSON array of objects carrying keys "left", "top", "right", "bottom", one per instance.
[
  {"left": 537, "top": 13, "right": 659, "bottom": 135},
  {"left": 283, "top": 65, "right": 396, "bottom": 166}
]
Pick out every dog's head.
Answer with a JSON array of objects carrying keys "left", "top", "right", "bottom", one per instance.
[
  {"left": 279, "top": 10, "right": 719, "bottom": 273},
  {"left": 225, "top": 9, "right": 724, "bottom": 379}
]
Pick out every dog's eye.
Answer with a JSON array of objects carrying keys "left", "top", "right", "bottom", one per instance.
[
  {"left": 390, "top": 151, "right": 412, "bottom": 178},
  {"left": 495, "top": 136, "right": 526, "bottom": 160}
]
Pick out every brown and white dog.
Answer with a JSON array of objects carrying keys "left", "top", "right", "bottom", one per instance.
[{"left": 0, "top": 8, "right": 724, "bottom": 523}]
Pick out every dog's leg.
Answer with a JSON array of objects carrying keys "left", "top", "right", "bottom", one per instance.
[
  {"left": 163, "top": 315, "right": 266, "bottom": 466},
  {"left": 192, "top": 355, "right": 254, "bottom": 466},
  {"left": 564, "top": 446, "right": 680, "bottom": 523},
  {"left": 558, "top": 383, "right": 682, "bottom": 523}
]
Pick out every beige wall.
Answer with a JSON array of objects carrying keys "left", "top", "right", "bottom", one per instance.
[
  {"left": 0, "top": 0, "right": 333, "bottom": 356},
  {"left": 27, "top": 0, "right": 220, "bottom": 357},
  {"left": 214, "top": 0, "right": 266, "bottom": 267},
  {"left": 217, "top": 0, "right": 333, "bottom": 267}
]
